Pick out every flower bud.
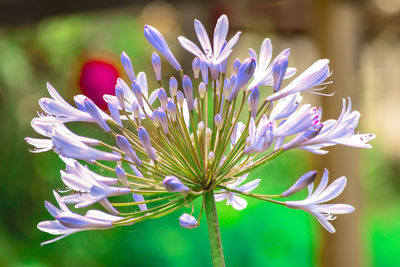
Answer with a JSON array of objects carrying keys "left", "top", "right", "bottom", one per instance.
[
  {"left": 205, "top": 128, "right": 212, "bottom": 139},
  {"left": 120, "top": 51, "right": 136, "bottom": 81},
  {"left": 132, "top": 81, "right": 143, "bottom": 107},
  {"left": 223, "top": 78, "right": 231, "bottom": 99},
  {"left": 228, "top": 57, "right": 256, "bottom": 102},
  {"left": 177, "top": 91, "right": 184, "bottom": 107},
  {"left": 179, "top": 213, "right": 198, "bottom": 229},
  {"left": 115, "top": 85, "right": 125, "bottom": 110},
  {"left": 158, "top": 107, "right": 169, "bottom": 134},
  {"left": 281, "top": 170, "right": 317, "bottom": 197},
  {"left": 219, "top": 56, "right": 228, "bottom": 74},
  {"left": 209, "top": 63, "right": 219, "bottom": 81},
  {"left": 208, "top": 151, "right": 215, "bottom": 163},
  {"left": 200, "top": 60, "right": 208, "bottom": 85},
  {"left": 194, "top": 98, "right": 199, "bottom": 113},
  {"left": 248, "top": 87, "right": 259, "bottom": 118},
  {"left": 105, "top": 96, "right": 122, "bottom": 126},
  {"left": 132, "top": 101, "right": 140, "bottom": 119},
  {"left": 272, "top": 49, "right": 290, "bottom": 92},
  {"left": 230, "top": 73, "right": 236, "bottom": 88},
  {"left": 115, "top": 165, "right": 128, "bottom": 187},
  {"left": 116, "top": 135, "right": 142, "bottom": 166},
  {"left": 144, "top": 25, "right": 182, "bottom": 71},
  {"left": 163, "top": 176, "right": 189, "bottom": 192},
  {"left": 158, "top": 88, "right": 168, "bottom": 110},
  {"left": 198, "top": 121, "right": 205, "bottom": 133},
  {"left": 182, "top": 75, "right": 194, "bottom": 111},
  {"left": 151, "top": 52, "right": 161, "bottom": 81},
  {"left": 233, "top": 58, "right": 241, "bottom": 73},
  {"left": 214, "top": 114, "right": 223, "bottom": 130},
  {"left": 192, "top": 57, "right": 201, "bottom": 78},
  {"left": 198, "top": 82, "right": 206, "bottom": 98},
  {"left": 138, "top": 126, "right": 156, "bottom": 161},
  {"left": 169, "top": 77, "right": 178, "bottom": 97},
  {"left": 84, "top": 98, "right": 110, "bottom": 132},
  {"left": 151, "top": 110, "right": 160, "bottom": 127},
  {"left": 167, "top": 98, "right": 177, "bottom": 121}
]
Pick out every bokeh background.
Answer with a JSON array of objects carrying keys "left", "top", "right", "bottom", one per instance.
[{"left": 0, "top": 0, "right": 398, "bottom": 266}]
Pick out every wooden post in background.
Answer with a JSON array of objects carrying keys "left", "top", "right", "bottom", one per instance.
[{"left": 312, "top": 0, "right": 366, "bottom": 266}]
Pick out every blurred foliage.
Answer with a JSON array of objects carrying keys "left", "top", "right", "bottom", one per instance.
[{"left": 0, "top": 6, "right": 399, "bottom": 267}]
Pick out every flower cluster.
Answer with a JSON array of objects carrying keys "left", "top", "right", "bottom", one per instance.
[{"left": 26, "top": 15, "right": 375, "bottom": 245}]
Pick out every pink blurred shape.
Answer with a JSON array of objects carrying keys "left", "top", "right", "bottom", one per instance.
[{"left": 79, "top": 60, "right": 119, "bottom": 110}]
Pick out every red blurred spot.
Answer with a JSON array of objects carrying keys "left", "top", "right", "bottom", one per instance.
[{"left": 79, "top": 60, "right": 119, "bottom": 110}]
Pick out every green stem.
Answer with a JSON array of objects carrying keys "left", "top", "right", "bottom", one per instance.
[{"left": 204, "top": 191, "right": 225, "bottom": 267}]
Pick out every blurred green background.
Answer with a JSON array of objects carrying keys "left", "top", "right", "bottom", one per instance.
[{"left": 0, "top": 0, "right": 398, "bottom": 266}]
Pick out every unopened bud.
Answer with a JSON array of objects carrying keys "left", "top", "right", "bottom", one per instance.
[
  {"left": 233, "top": 58, "right": 241, "bottom": 73},
  {"left": 281, "top": 170, "right": 317, "bottom": 197},
  {"left": 84, "top": 98, "right": 110, "bottom": 132},
  {"left": 214, "top": 114, "right": 223, "bottom": 130},
  {"left": 192, "top": 57, "right": 201, "bottom": 78},
  {"left": 198, "top": 121, "right": 205, "bottom": 133},
  {"left": 151, "top": 52, "right": 161, "bottom": 81},
  {"left": 198, "top": 82, "right": 206, "bottom": 98},
  {"left": 179, "top": 213, "right": 198, "bottom": 229},
  {"left": 163, "top": 176, "right": 189, "bottom": 192},
  {"left": 169, "top": 77, "right": 178, "bottom": 97}
]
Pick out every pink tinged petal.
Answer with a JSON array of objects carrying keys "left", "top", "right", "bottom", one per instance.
[
  {"left": 230, "top": 195, "right": 248, "bottom": 210},
  {"left": 178, "top": 36, "right": 208, "bottom": 62},
  {"left": 52, "top": 190, "right": 69, "bottom": 211},
  {"left": 194, "top": 19, "right": 212, "bottom": 58},
  {"left": 44, "top": 201, "right": 63, "bottom": 218},
  {"left": 249, "top": 49, "right": 257, "bottom": 65},
  {"left": 213, "top": 15, "right": 229, "bottom": 58},
  {"left": 236, "top": 179, "right": 261, "bottom": 193}
]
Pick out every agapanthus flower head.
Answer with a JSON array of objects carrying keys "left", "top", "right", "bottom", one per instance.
[{"left": 26, "top": 14, "right": 374, "bottom": 254}]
